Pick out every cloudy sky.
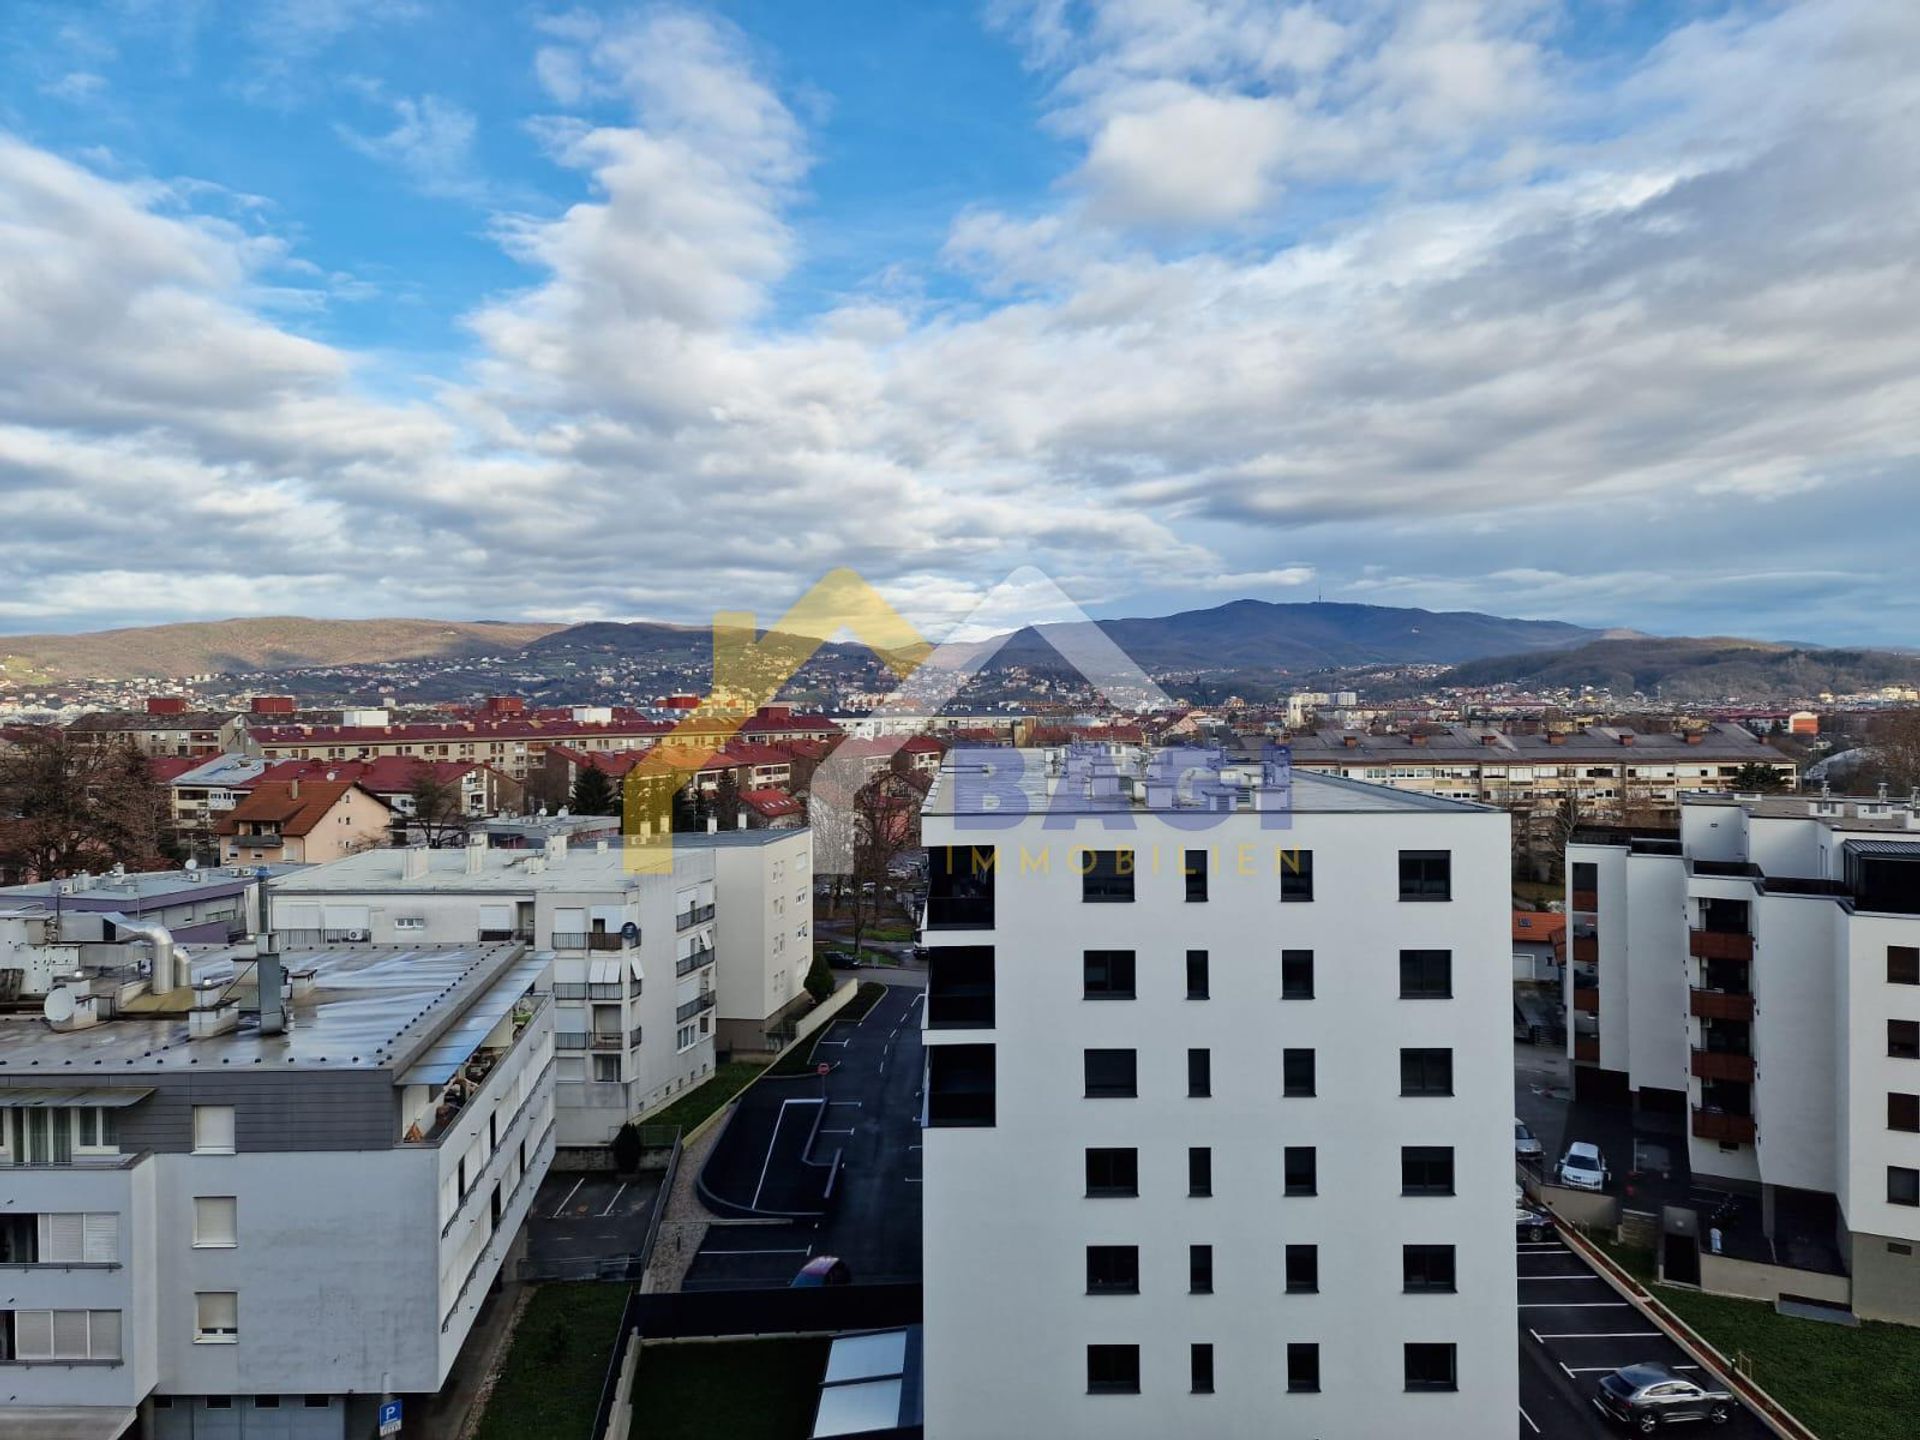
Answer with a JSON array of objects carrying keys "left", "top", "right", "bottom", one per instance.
[{"left": 1, "top": 1, "right": 1915, "bottom": 645}]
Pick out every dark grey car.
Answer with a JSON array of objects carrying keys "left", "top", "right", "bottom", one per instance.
[{"left": 1594, "top": 1363, "right": 1736, "bottom": 1431}]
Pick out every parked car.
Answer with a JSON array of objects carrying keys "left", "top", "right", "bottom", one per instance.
[
  {"left": 1558, "top": 1141, "right": 1610, "bottom": 1191},
  {"left": 791, "top": 1255, "right": 852, "bottom": 1288},
  {"left": 1515, "top": 1185, "right": 1554, "bottom": 1242},
  {"left": 824, "top": 949, "right": 860, "bottom": 968},
  {"left": 1515, "top": 1117, "right": 1544, "bottom": 1160},
  {"left": 1593, "top": 1362, "right": 1736, "bottom": 1430}
]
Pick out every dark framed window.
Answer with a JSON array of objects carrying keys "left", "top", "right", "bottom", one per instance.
[
  {"left": 1282, "top": 1048, "right": 1315, "bottom": 1097},
  {"left": 1286, "top": 1342, "right": 1319, "bottom": 1393},
  {"left": 1891, "top": 1020, "right": 1920, "bottom": 1060},
  {"left": 1284, "top": 1243, "right": 1317, "bottom": 1293},
  {"left": 1191, "top": 1342, "right": 1214, "bottom": 1395},
  {"left": 927, "top": 945, "right": 995, "bottom": 1029},
  {"left": 1891, "top": 1093, "right": 1920, "bottom": 1133},
  {"left": 1404, "top": 1342, "right": 1457, "bottom": 1391},
  {"left": 1571, "top": 861, "right": 1598, "bottom": 893},
  {"left": 1892, "top": 946, "right": 1920, "bottom": 986},
  {"left": 927, "top": 846, "right": 995, "bottom": 929},
  {"left": 1088, "top": 1344, "right": 1140, "bottom": 1394},
  {"left": 1281, "top": 949, "right": 1314, "bottom": 999},
  {"left": 1081, "top": 850, "right": 1135, "bottom": 903},
  {"left": 927, "top": 1044, "right": 995, "bottom": 1127},
  {"left": 1086, "top": 1147, "right": 1139, "bottom": 1197},
  {"left": 1401, "top": 1146, "right": 1455, "bottom": 1196},
  {"left": 1891, "top": 1167, "right": 1920, "bottom": 1207},
  {"left": 1084, "top": 950, "right": 1137, "bottom": 1000},
  {"left": 1087, "top": 1245, "right": 1140, "bottom": 1294},
  {"left": 1400, "top": 949, "right": 1453, "bottom": 999},
  {"left": 1284, "top": 1145, "right": 1316, "bottom": 1196},
  {"left": 1399, "top": 850, "right": 1452, "bottom": 901},
  {"left": 1085, "top": 1048, "right": 1138, "bottom": 1098},
  {"left": 1189, "top": 1048, "right": 1212, "bottom": 1098},
  {"left": 1186, "top": 950, "right": 1210, "bottom": 1000},
  {"left": 1403, "top": 1244, "right": 1456, "bottom": 1293},
  {"left": 1400, "top": 1048, "right": 1454, "bottom": 1097},
  {"left": 1190, "top": 1244, "right": 1213, "bottom": 1294},
  {"left": 1280, "top": 849, "right": 1313, "bottom": 902},
  {"left": 1189, "top": 1146, "right": 1212, "bottom": 1197},
  {"left": 253, "top": 1397, "right": 280, "bottom": 1409},
  {"left": 1185, "top": 850, "right": 1208, "bottom": 903}
]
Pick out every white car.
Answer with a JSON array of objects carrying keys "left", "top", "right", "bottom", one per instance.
[
  {"left": 1514, "top": 1118, "right": 1543, "bottom": 1160},
  {"left": 1557, "top": 1141, "right": 1609, "bottom": 1192}
]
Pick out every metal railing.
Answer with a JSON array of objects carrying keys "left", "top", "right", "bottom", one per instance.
[
  {"left": 675, "top": 949, "right": 714, "bottom": 978},
  {"left": 591, "top": 1033, "right": 625, "bottom": 1051},
  {"left": 629, "top": 1025, "right": 644, "bottom": 1047},
  {"left": 589, "top": 931, "right": 637, "bottom": 951},
  {"left": 550, "top": 931, "right": 590, "bottom": 950},
  {"left": 555, "top": 1031, "right": 588, "bottom": 1051},
  {"left": 675, "top": 991, "right": 716, "bottom": 1023},
  {"left": 675, "top": 904, "right": 715, "bottom": 932}
]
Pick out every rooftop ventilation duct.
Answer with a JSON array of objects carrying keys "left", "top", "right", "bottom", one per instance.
[{"left": 101, "top": 912, "right": 179, "bottom": 993}]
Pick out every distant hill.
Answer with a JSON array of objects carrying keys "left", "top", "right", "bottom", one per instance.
[
  {"left": 978, "top": 599, "right": 1603, "bottom": 676},
  {"left": 0, "top": 617, "right": 564, "bottom": 683},
  {"left": 1443, "top": 637, "right": 1920, "bottom": 701}
]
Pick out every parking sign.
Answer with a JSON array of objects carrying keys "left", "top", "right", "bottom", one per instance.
[{"left": 378, "top": 1399, "right": 402, "bottom": 1436}]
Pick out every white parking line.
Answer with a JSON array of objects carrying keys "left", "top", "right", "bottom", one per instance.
[
  {"left": 699, "top": 1246, "right": 814, "bottom": 1257},
  {"left": 1517, "top": 1275, "right": 1603, "bottom": 1282},
  {"left": 820, "top": 1127, "right": 855, "bottom": 1135},
  {"left": 550, "top": 1176, "right": 585, "bottom": 1218},
  {"left": 598, "top": 1182, "right": 628, "bottom": 1217},
  {"left": 1518, "top": 1302, "right": 1631, "bottom": 1309},
  {"left": 1562, "top": 1365, "right": 1702, "bottom": 1374},
  {"left": 1533, "top": 1331, "right": 1663, "bottom": 1339},
  {"left": 1518, "top": 1404, "right": 1541, "bottom": 1434}
]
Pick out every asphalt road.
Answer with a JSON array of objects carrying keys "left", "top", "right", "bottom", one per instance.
[
  {"left": 1515, "top": 1231, "right": 1769, "bottom": 1439},
  {"left": 685, "top": 977, "right": 925, "bottom": 1290},
  {"left": 523, "top": 1171, "right": 662, "bottom": 1278}
]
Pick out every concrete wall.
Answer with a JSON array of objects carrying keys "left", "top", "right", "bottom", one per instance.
[
  {"left": 1625, "top": 853, "right": 1687, "bottom": 1097},
  {"left": 1745, "top": 895, "right": 1838, "bottom": 1193},
  {"left": 1838, "top": 911, "right": 1920, "bottom": 1250},
  {"left": 1696, "top": 1252, "right": 1850, "bottom": 1308},
  {"left": 1849, "top": 1229, "right": 1920, "bottom": 1324}
]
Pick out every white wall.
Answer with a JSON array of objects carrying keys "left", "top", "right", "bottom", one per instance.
[
  {"left": 1746, "top": 895, "right": 1838, "bottom": 1193},
  {"left": 1624, "top": 854, "right": 1688, "bottom": 1095}
]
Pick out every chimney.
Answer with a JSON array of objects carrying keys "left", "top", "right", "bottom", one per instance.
[
  {"left": 1546, "top": 731, "right": 1565, "bottom": 746},
  {"left": 1342, "top": 735, "right": 1359, "bottom": 749},
  {"left": 1480, "top": 733, "right": 1499, "bottom": 746},
  {"left": 256, "top": 952, "right": 286, "bottom": 1036},
  {"left": 1685, "top": 732, "right": 1703, "bottom": 745},
  {"left": 707, "top": 815, "right": 719, "bottom": 834},
  {"left": 402, "top": 847, "right": 429, "bottom": 881},
  {"left": 545, "top": 834, "right": 568, "bottom": 863},
  {"left": 289, "top": 778, "right": 301, "bottom": 799},
  {"left": 1410, "top": 732, "right": 1428, "bottom": 747},
  {"left": 1618, "top": 733, "right": 1635, "bottom": 746}
]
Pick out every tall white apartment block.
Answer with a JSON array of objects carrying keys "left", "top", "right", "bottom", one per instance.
[
  {"left": 1566, "top": 791, "right": 1920, "bottom": 1323},
  {"left": 918, "top": 747, "right": 1516, "bottom": 1439},
  {"left": 669, "top": 827, "right": 815, "bottom": 1052},
  {"left": 266, "top": 836, "right": 717, "bottom": 1144}
]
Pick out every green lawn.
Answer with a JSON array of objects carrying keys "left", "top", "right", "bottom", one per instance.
[
  {"left": 640, "top": 1060, "right": 770, "bottom": 1134},
  {"left": 474, "top": 1282, "right": 629, "bottom": 1440},
  {"left": 631, "top": 1337, "right": 829, "bottom": 1439},
  {"left": 1512, "top": 880, "right": 1563, "bottom": 907},
  {"left": 1598, "top": 1245, "right": 1919, "bottom": 1440}
]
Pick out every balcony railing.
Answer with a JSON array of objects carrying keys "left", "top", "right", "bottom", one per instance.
[
  {"left": 1573, "top": 1037, "right": 1600, "bottom": 1063},
  {"left": 1689, "top": 930, "right": 1754, "bottom": 962},
  {"left": 1570, "top": 890, "right": 1599, "bottom": 912},
  {"left": 1690, "top": 1048, "right": 1756, "bottom": 1083},
  {"left": 589, "top": 931, "right": 638, "bottom": 951},
  {"left": 676, "top": 948, "right": 715, "bottom": 978},
  {"left": 555, "top": 1031, "right": 588, "bottom": 1051},
  {"left": 675, "top": 904, "right": 716, "bottom": 932},
  {"left": 1571, "top": 936, "right": 1598, "bottom": 964},
  {"left": 1572, "top": 986, "right": 1600, "bottom": 1015},
  {"left": 925, "top": 896, "right": 993, "bottom": 930},
  {"left": 629, "top": 1025, "right": 644, "bottom": 1047},
  {"left": 590, "top": 1033, "right": 624, "bottom": 1051},
  {"left": 550, "top": 931, "right": 590, "bottom": 951},
  {"left": 1692, "top": 1108, "right": 1756, "bottom": 1144},
  {"left": 675, "top": 991, "right": 716, "bottom": 1024},
  {"left": 1689, "top": 988, "right": 1755, "bottom": 1022}
]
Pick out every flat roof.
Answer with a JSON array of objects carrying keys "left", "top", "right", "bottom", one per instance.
[
  {"left": 0, "top": 866, "right": 277, "bottom": 906},
  {"left": 1685, "top": 792, "right": 1920, "bottom": 835},
  {"left": 0, "top": 942, "right": 537, "bottom": 1075},
  {"left": 672, "top": 826, "right": 811, "bottom": 849},
  {"left": 269, "top": 842, "right": 711, "bottom": 894}
]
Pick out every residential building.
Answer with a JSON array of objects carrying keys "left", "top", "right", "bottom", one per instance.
[
  {"left": 1566, "top": 791, "right": 1920, "bottom": 1323},
  {"left": 263, "top": 837, "right": 717, "bottom": 1144},
  {"left": 217, "top": 780, "right": 391, "bottom": 865},
  {"left": 163, "top": 755, "right": 268, "bottom": 843},
  {"left": 252, "top": 757, "right": 522, "bottom": 823},
  {"left": 918, "top": 746, "right": 1516, "bottom": 1437},
  {"left": 0, "top": 866, "right": 264, "bottom": 950},
  {"left": 672, "top": 826, "right": 814, "bottom": 1051},
  {"left": 0, "top": 936, "right": 553, "bottom": 1439},
  {"left": 67, "top": 702, "right": 245, "bottom": 759}
]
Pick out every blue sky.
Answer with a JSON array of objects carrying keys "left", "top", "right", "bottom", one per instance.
[{"left": 1, "top": 1, "right": 1916, "bottom": 650}]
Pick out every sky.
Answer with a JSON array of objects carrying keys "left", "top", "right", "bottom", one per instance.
[{"left": 1, "top": 0, "right": 1916, "bottom": 647}]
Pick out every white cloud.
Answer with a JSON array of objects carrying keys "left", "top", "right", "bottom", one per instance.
[{"left": 337, "top": 95, "right": 483, "bottom": 200}]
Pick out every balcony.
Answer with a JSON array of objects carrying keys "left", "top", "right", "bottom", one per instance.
[
  {"left": 924, "top": 896, "right": 994, "bottom": 930},
  {"left": 675, "top": 904, "right": 716, "bottom": 933},
  {"left": 590, "top": 1032, "right": 625, "bottom": 1052},
  {"left": 676, "top": 948, "right": 715, "bottom": 978},
  {"left": 1689, "top": 930, "right": 1753, "bottom": 962},
  {"left": 1571, "top": 890, "right": 1598, "bottom": 912},
  {"left": 1691, "top": 1048, "right": 1756, "bottom": 1083},
  {"left": 629, "top": 1025, "right": 644, "bottom": 1047},
  {"left": 1689, "top": 988, "right": 1755, "bottom": 1022},
  {"left": 1692, "top": 1108, "right": 1756, "bottom": 1144},
  {"left": 1571, "top": 936, "right": 1598, "bottom": 964},
  {"left": 588, "top": 931, "right": 638, "bottom": 951},
  {"left": 550, "top": 931, "right": 589, "bottom": 951},
  {"left": 1573, "top": 1037, "right": 1600, "bottom": 1064},
  {"left": 1572, "top": 986, "right": 1600, "bottom": 1015},
  {"left": 675, "top": 991, "right": 716, "bottom": 1024}
]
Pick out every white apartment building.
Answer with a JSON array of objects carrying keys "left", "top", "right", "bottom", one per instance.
[
  {"left": 1566, "top": 791, "right": 1920, "bottom": 1323},
  {"left": 918, "top": 746, "right": 1516, "bottom": 1439},
  {"left": 671, "top": 826, "right": 815, "bottom": 1052},
  {"left": 0, "top": 937, "right": 554, "bottom": 1440},
  {"left": 264, "top": 836, "right": 717, "bottom": 1145}
]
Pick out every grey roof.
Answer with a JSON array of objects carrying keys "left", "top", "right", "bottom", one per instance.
[
  {"left": 269, "top": 841, "right": 708, "bottom": 894},
  {"left": 0, "top": 866, "right": 272, "bottom": 907},
  {"left": 672, "top": 825, "right": 812, "bottom": 849},
  {"left": 1687, "top": 792, "right": 1920, "bottom": 834},
  {"left": 1284, "top": 722, "right": 1790, "bottom": 766}
]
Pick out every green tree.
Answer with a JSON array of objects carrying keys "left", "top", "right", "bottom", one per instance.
[
  {"left": 610, "top": 1121, "right": 644, "bottom": 1175},
  {"left": 804, "top": 951, "right": 836, "bottom": 1003},
  {"left": 571, "top": 766, "right": 617, "bottom": 816},
  {"left": 710, "top": 769, "right": 741, "bottom": 829},
  {"left": 670, "top": 783, "right": 700, "bottom": 833}
]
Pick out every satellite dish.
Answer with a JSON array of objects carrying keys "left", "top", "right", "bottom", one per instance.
[
  {"left": 43, "top": 988, "right": 76, "bottom": 1025},
  {"left": 620, "top": 920, "right": 640, "bottom": 944},
  {"left": 185, "top": 858, "right": 198, "bottom": 871}
]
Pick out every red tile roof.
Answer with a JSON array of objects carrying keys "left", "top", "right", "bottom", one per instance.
[
  {"left": 148, "top": 756, "right": 202, "bottom": 783},
  {"left": 251, "top": 757, "right": 487, "bottom": 795},
  {"left": 218, "top": 780, "right": 388, "bottom": 837},
  {"left": 740, "top": 788, "right": 803, "bottom": 817},
  {"left": 1512, "top": 911, "right": 1566, "bottom": 944}
]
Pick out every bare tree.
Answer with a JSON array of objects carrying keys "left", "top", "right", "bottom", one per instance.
[
  {"left": 846, "top": 770, "right": 923, "bottom": 961},
  {"left": 408, "top": 763, "right": 467, "bottom": 845},
  {"left": 0, "top": 732, "right": 170, "bottom": 878},
  {"left": 1867, "top": 709, "right": 1920, "bottom": 795}
]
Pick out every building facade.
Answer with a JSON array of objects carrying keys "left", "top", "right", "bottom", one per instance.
[
  {"left": 918, "top": 747, "right": 1516, "bottom": 1438},
  {"left": 218, "top": 781, "right": 392, "bottom": 865},
  {"left": 672, "top": 827, "right": 815, "bottom": 1052},
  {"left": 1566, "top": 792, "right": 1920, "bottom": 1323}
]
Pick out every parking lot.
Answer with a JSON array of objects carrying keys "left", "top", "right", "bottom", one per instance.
[
  {"left": 1515, "top": 1232, "right": 1770, "bottom": 1439},
  {"left": 523, "top": 1171, "right": 663, "bottom": 1279}
]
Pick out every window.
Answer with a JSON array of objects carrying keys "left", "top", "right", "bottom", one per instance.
[
  {"left": 1086, "top": 1148, "right": 1138, "bottom": 1197},
  {"left": 1083, "top": 950, "right": 1136, "bottom": 1000},
  {"left": 1399, "top": 850, "right": 1452, "bottom": 901},
  {"left": 254, "top": 1397, "right": 280, "bottom": 1409},
  {"left": 1086, "top": 1245, "right": 1139, "bottom": 1294},
  {"left": 1087, "top": 1343, "right": 1139, "bottom": 1393},
  {"left": 1281, "top": 949, "right": 1314, "bottom": 999},
  {"left": 1189, "top": 1048, "right": 1212, "bottom": 1098},
  {"left": 1185, "top": 849, "right": 1208, "bottom": 902},
  {"left": 1400, "top": 950, "right": 1453, "bottom": 999},
  {"left": 1286, "top": 1342, "right": 1320, "bottom": 1393},
  {"left": 1891, "top": 1094, "right": 1920, "bottom": 1133},
  {"left": 592, "top": 1055, "right": 621, "bottom": 1082},
  {"left": 1284, "top": 1146, "right": 1316, "bottom": 1196},
  {"left": 1403, "top": 1244, "right": 1457, "bottom": 1293},
  {"left": 1890, "top": 946, "right": 1920, "bottom": 985},
  {"left": 194, "top": 1291, "right": 238, "bottom": 1343},
  {"left": 1081, "top": 850, "right": 1135, "bottom": 903},
  {"left": 1285, "top": 1244, "right": 1317, "bottom": 1294},
  {"left": 1891, "top": 1020, "right": 1920, "bottom": 1060},
  {"left": 1891, "top": 1167, "right": 1920, "bottom": 1207},
  {"left": 1282, "top": 1048, "right": 1315, "bottom": 1097},
  {"left": 74, "top": 1107, "right": 117, "bottom": 1151},
  {"left": 28, "top": 1213, "right": 118, "bottom": 1264},
  {"left": 192, "top": 1105, "right": 236, "bottom": 1155},
  {"left": 1402, "top": 1146, "right": 1455, "bottom": 1196},
  {"left": 1405, "top": 1342, "right": 1458, "bottom": 1391},
  {"left": 8, "top": 1308, "right": 121, "bottom": 1360},
  {"left": 1190, "top": 1244, "right": 1213, "bottom": 1294},
  {"left": 1186, "top": 950, "right": 1209, "bottom": 1000},
  {"left": 1400, "top": 1048, "right": 1454, "bottom": 1097},
  {"left": 1191, "top": 1342, "right": 1214, "bottom": 1395},
  {"left": 1280, "top": 849, "right": 1313, "bottom": 901},
  {"left": 928, "top": 1044, "right": 996, "bottom": 1126},
  {"left": 1085, "top": 1049, "right": 1138, "bottom": 1098},
  {"left": 1189, "top": 1146, "right": 1212, "bottom": 1197},
  {"left": 193, "top": 1197, "right": 237, "bottom": 1249}
]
